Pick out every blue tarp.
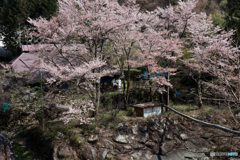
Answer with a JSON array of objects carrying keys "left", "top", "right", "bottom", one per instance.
[
  {"left": 1, "top": 102, "right": 8, "bottom": 111},
  {"left": 141, "top": 71, "right": 166, "bottom": 79},
  {"left": 175, "top": 90, "right": 180, "bottom": 96}
]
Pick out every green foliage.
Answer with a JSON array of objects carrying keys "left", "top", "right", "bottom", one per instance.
[
  {"left": 181, "top": 48, "right": 192, "bottom": 60},
  {"left": 0, "top": 0, "right": 58, "bottom": 52},
  {"left": 212, "top": 10, "right": 226, "bottom": 27},
  {"left": 226, "top": 0, "right": 240, "bottom": 43},
  {"left": 12, "top": 141, "right": 35, "bottom": 160},
  {"left": 17, "top": 125, "right": 56, "bottom": 160}
]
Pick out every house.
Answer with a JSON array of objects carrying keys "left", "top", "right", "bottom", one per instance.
[
  {"left": 8, "top": 45, "right": 121, "bottom": 89},
  {"left": 8, "top": 45, "right": 40, "bottom": 82},
  {"left": 100, "top": 65, "right": 122, "bottom": 91}
]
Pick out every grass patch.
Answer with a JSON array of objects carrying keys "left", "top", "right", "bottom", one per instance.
[{"left": 164, "top": 103, "right": 223, "bottom": 117}]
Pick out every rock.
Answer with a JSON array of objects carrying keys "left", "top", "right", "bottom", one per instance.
[
  {"left": 137, "top": 133, "right": 149, "bottom": 144},
  {"left": 146, "top": 141, "right": 155, "bottom": 147},
  {"left": 132, "top": 143, "right": 144, "bottom": 149},
  {"left": 0, "top": 155, "right": 5, "bottom": 160},
  {"left": 154, "top": 118, "right": 160, "bottom": 123},
  {"left": 114, "top": 135, "right": 128, "bottom": 144},
  {"left": 88, "top": 135, "right": 99, "bottom": 143},
  {"left": 131, "top": 151, "right": 143, "bottom": 160},
  {"left": 158, "top": 129, "right": 164, "bottom": 137},
  {"left": 118, "top": 123, "right": 124, "bottom": 128},
  {"left": 98, "top": 149, "right": 109, "bottom": 160},
  {"left": 161, "top": 149, "right": 207, "bottom": 160},
  {"left": 175, "top": 137, "right": 182, "bottom": 145},
  {"left": 189, "top": 124, "right": 201, "bottom": 131},
  {"left": 173, "top": 120, "right": 179, "bottom": 125},
  {"left": 123, "top": 145, "right": 132, "bottom": 150},
  {"left": 166, "top": 134, "right": 174, "bottom": 140},
  {"left": 139, "top": 124, "right": 148, "bottom": 132},
  {"left": 192, "top": 114, "right": 198, "bottom": 118},
  {"left": 57, "top": 146, "right": 72, "bottom": 158},
  {"left": 221, "top": 118, "right": 227, "bottom": 124},
  {"left": 236, "top": 112, "right": 240, "bottom": 117},
  {"left": 102, "top": 139, "right": 115, "bottom": 150},
  {"left": 103, "top": 132, "right": 113, "bottom": 138},
  {"left": 152, "top": 144, "right": 160, "bottom": 154},
  {"left": 82, "top": 143, "right": 97, "bottom": 160},
  {"left": 116, "top": 154, "right": 132, "bottom": 160},
  {"left": 184, "top": 152, "right": 207, "bottom": 159},
  {"left": 184, "top": 141, "right": 198, "bottom": 152},
  {"left": 180, "top": 133, "right": 189, "bottom": 141},
  {"left": 149, "top": 125, "right": 158, "bottom": 131},
  {"left": 106, "top": 153, "right": 114, "bottom": 160},
  {"left": 150, "top": 132, "right": 161, "bottom": 143},
  {"left": 161, "top": 141, "right": 175, "bottom": 155},
  {"left": 132, "top": 125, "right": 138, "bottom": 135},
  {"left": 201, "top": 133, "right": 213, "bottom": 139},
  {"left": 143, "top": 150, "right": 154, "bottom": 160},
  {"left": 54, "top": 144, "right": 78, "bottom": 160}
]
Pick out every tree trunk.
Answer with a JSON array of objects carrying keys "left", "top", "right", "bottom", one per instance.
[
  {"left": 238, "top": 56, "right": 240, "bottom": 103},
  {"left": 126, "top": 64, "right": 130, "bottom": 108},
  {"left": 123, "top": 82, "right": 127, "bottom": 109},
  {"left": 96, "top": 79, "right": 101, "bottom": 117},
  {"left": 149, "top": 81, "right": 153, "bottom": 101},
  {"left": 197, "top": 74, "right": 203, "bottom": 109},
  {"left": 166, "top": 72, "right": 170, "bottom": 112}
]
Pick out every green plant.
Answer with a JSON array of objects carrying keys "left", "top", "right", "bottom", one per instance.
[
  {"left": 12, "top": 141, "right": 35, "bottom": 160},
  {"left": 18, "top": 126, "right": 56, "bottom": 160}
]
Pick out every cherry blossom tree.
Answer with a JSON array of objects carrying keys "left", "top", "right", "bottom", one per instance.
[
  {"left": 146, "top": 0, "right": 239, "bottom": 109},
  {"left": 27, "top": 0, "right": 139, "bottom": 121},
  {"left": 125, "top": 2, "right": 183, "bottom": 101}
]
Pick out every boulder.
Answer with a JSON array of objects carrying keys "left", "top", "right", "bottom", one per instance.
[
  {"left": 101, "top": 139, "right": 115, "bottom": 150},
  {"left": 146, "top": 141, "right": 155, "bottom": 147},
  {"left": 166, "top": 134, "right": 174, "bottom": 140},
  {"left": 118, "top": 123, "right": 124, "bottom": 128},
  {"left": 139, "top": 125, "right": 148, "bottom": 132},
  {"left": 131, "top": 151, "right": 143, "bottom": 160},
  {"left": 113, "top": 135, "right": 129, "bottom": 144},
  {"left": 54, "top": 144, "right": 78, "bottom": 160},
  {"left": 82, "top": 143, "right": 97, "bottom": 160},
  {"left": 180, "top": 133, "right": 189, "bottom": 141},
  {"left": 123, "top": 145, "right": 132, "bottom": 150},
  {"left": 88, "top": 135, "right": 99, "bottom": 143},
  {"left": 98, "top": 149, "right": 109, "bottom": 160},
  {"left": 161, "top": 141, "right": 175, "bottom": 155},
  {"left": 116, "top": 154, "right": 132, "bottom": 160},
  {"left": 132, "top": 143, "right": 144, "bottom": 149},
  {"left": 150, "top": 132, "right": 161, "bottom": 143},
  {"left": 152, "top": 144, "right": 160, "bottom": 154},
  {"left": 132, "top": 125, "right": 138, "bottom": 135}
]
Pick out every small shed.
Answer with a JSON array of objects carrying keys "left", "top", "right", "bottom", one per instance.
[{"left": 132, "top": 102, "right": 163, "bottom": 118}]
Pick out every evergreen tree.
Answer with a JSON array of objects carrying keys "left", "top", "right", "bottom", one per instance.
[
  {"left": 0, "top": 0, "right": 58, "bottom": 57},
  {"left": 226, "top": 0, "right": 240, "bottom": 43}
]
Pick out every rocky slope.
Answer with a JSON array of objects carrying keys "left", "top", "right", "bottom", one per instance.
[
  {"left": 1, "top": 111, "right": 240, "bottom": 160},
  {"left": 52, "top": 113, "right": 240, "bottom": 160}
]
